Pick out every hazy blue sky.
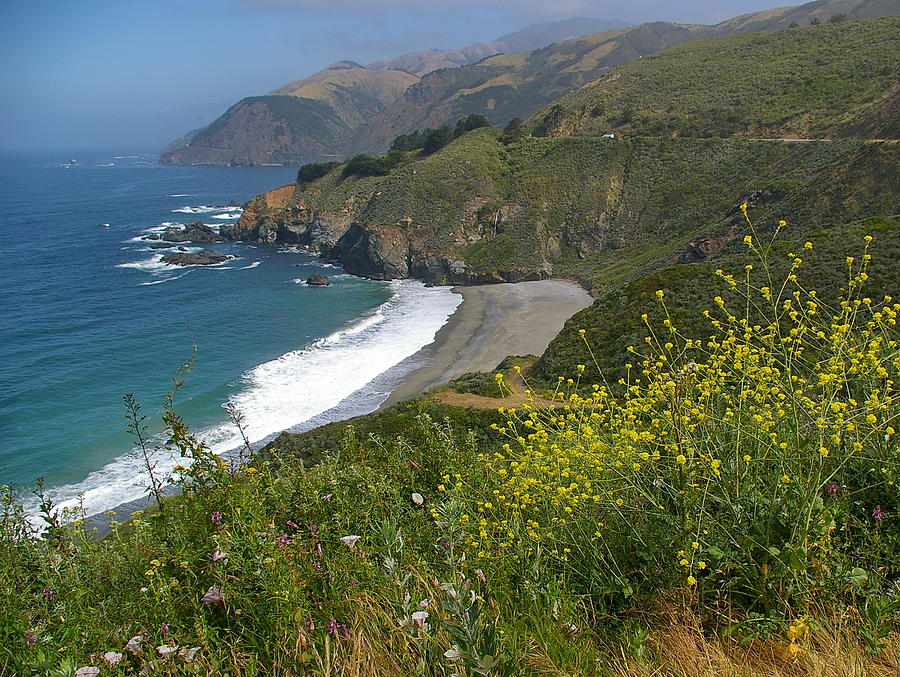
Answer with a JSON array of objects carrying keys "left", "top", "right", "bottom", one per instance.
[{"left": 1, "top": 0, "right": 799, "bottom": 151}]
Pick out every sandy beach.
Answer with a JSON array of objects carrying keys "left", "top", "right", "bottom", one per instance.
[
  {"left": 382, "top": 279, "right": 594, "bottom": 406},
  {"left": 85, "top": 280, "right": 592, "bottom": 533}
]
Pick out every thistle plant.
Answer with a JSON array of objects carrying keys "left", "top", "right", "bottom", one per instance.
[
  {"left": 123, "top": 393, "right": 165, "bottom": 512},
  {"left": 433, "top": 499, "right": 503, "bottom": 675}
]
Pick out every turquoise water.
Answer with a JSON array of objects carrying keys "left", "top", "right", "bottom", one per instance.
[{"left": 0, "top": 151, "right": 460, "bottom": 518}]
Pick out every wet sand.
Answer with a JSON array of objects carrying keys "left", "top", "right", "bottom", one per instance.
[{"left": 382, "top": 280, "right": 593, "bottom": 406}]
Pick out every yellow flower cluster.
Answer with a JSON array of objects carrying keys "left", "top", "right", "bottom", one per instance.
[{"left": 461, "top": 234, "right": 899, "bottom": 589}]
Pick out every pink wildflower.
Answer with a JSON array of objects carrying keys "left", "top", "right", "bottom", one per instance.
[
  {"left": 201, "top": 586, "right": 224, "bottom": 605},
  {"left": 411, "top": 611, "right": 429, "bottom": 629},
  {"left": 178, "top": 646, "right": 201, "bottom": 662},
  {"left": 326, "top": 617, "right": 349, "bottom": 637},
  {"left": 102, "top": 652, "right": 123, "bottom": 665}
]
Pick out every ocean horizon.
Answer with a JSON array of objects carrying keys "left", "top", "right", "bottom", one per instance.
[{"left": 0, "top": 150, "right": 460, "bottom": 522}]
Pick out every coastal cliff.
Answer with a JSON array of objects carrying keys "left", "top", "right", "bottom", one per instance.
[{"left": 222, "top": 129, "right": 898, "bottom": 291}]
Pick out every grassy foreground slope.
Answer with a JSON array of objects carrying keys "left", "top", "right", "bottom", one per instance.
[
  {"left": 530, "top": 15, "right": 900, "bottom": 140},
  {"left": 3, "top": 218, "right": 899, "bottom": 675}
]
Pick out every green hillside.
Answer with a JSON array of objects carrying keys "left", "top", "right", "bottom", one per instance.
[
  {"left": 531, "top": 15, "right": 900, "bottom": 140},
  {"left": 534, "top": 213, "right": 900, "bottom": 387},
  {"left": 342, "top": 1, "right": 899, "bottom": 155},
  {"left": 160, "top": 64, "right": 418, "bottom": 166},
  {"left": 279, "top": 127, "right": 897, "bottom": 288},
  {"left": 341, "top": 22, "right": 701, "bottom": 154}
]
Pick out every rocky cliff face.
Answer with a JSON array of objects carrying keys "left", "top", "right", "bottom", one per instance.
[
  {"left": 222, "top": 183, "right": 356, "bottom": 254},
  {"left": 222, "top": 129, "right": 898, "bottom": 292},
  {"left": 222, "top": 185, "right": 508, "bottom": 284}
]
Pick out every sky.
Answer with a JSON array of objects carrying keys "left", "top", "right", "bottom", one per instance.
[{"left": 0, "top": 0, "right": 800, "bottom": 152}]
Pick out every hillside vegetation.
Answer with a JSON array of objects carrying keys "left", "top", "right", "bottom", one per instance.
[
  {"left": 4, "top": 218, "right": 899, "bottom": 675},
  {"left": 239, "top": 126, "right": 896, "bottom": 289},
  {"left": 161, "top": 0, "right": 898, "bottom": 164},
  {"left": 534, "top": 214, "right": 900, "bottom": 387},
  {"left": 341, "top": 22, "right": 702, "bottom": 155},
  {"left": 532, "top": 15, "right": 900, "bottom": 140},
  {"left": 160, "top": 63, "right": 417, "bottom": 166}
]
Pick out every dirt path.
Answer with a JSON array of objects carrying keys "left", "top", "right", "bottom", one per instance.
[{"left": 432, "top": 370, "right": 559, "bottom": 410}]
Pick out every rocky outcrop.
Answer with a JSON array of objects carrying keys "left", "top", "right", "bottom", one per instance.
[
  {"left": 222, "top": 184, "right": 352, "bottom": 254},
  {"left": 160, "top": 221, "right": 223, "bottom": 244},
  {"left": 306, "top": 275, "right": 330, "bottom": 286},
  {"left": 679, "top": 235, "right": 730, "bottom": 264},
  {"left": 161, "top": 249, "right": 232, "bottom": 266}
]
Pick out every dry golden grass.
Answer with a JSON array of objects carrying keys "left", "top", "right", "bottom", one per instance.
[{"left": 610, "top": 606, "right": 900, "bottom": 677}]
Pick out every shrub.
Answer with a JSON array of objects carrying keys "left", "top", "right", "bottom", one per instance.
[
  {"left": 390, "top": 129, "right": 428, "bottom": 152},
  {"left": 501, "top": 117, "right": 526, "bottom": 145},
  {"left": 341, "top": 150, "right": 404, "bottom": 178},
  {"left": 454, "top": 114, "right": 491, "bottom": 138},
  {"left": 422, "top": 125, "right": 454, "bottom": 156},
  {"left": 465, "top": 212, "right": 899, "bottom": 620},
  {"left": 297, "top": 161, "right": 340, "bottom": 184}
]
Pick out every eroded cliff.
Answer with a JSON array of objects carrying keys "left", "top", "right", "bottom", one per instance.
[{"left": 222, "top": 129, "right": 898, "bottom": 291}]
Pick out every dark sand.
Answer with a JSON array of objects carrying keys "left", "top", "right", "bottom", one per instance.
[{"left": 382, "top": 280, "right": 593, "bottom": 406}]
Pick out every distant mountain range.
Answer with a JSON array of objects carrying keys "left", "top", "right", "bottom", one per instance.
[
  {"left": 161, "top": 0, "right": 899, "bottom": 166},
  {"left": 367, "top": 17, "right": 631, "bottom": 76}
]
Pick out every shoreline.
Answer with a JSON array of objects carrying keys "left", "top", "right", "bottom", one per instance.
[
  {"left": 84, "top": 279, "right": 593, "bottom": 534},
  {"left": 381, "top": 279, "right": 594, "bottom": 406}
]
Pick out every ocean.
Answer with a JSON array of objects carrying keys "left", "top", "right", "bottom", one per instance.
[{"left": 0, "top": 150, "right": 461, "bottom": 521}]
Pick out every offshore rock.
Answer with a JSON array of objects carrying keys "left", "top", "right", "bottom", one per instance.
[
  {"left": 161, "top": 221, "right": 223, "bottom": 243},
  {"left": 306, "top": 274, "right": 330, "bottom": 286},
  {"left": 161, "top": 249, "right": 232, "bottom": 266}
]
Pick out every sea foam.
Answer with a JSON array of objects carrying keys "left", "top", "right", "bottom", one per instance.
[{"left": 23, "top": 281, "right": 461, "bottom": 523}]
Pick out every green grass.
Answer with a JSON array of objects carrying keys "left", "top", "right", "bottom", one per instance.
[
  {"left": 3, "top": 229, "right": 899, "bottom": 675},
  {"left": 534, "top": 16, "right": 900, "bottom": 140},
  {"left": 290, "top": 129, "right": 897, "bottom": 287}
]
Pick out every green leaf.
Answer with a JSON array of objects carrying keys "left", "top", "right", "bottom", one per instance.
[{"left": 849, "top": 567, "right": 868, "bottom": 587}]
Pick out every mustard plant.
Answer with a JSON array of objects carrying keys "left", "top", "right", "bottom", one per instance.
[{"left": 474, "top": 210, "right": 898, "bottom": 622}]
